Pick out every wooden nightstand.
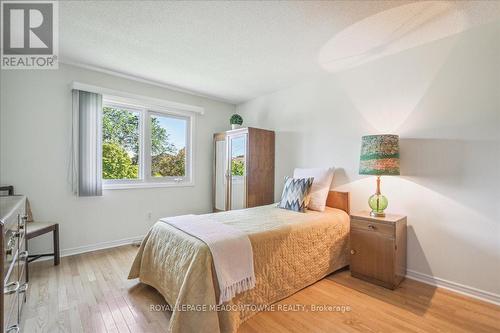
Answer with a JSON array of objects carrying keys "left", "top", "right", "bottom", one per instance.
[{"left": 350, "top": 211, "right": 407, "bottom": 289}]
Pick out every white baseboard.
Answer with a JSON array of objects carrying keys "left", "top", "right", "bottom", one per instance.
[
  {"left": 61, "top": 236, "right": 144, "bottom": 257},
  {"left": 30, "top": 236, "right": 144, "bottom": 262},
  {"left": 406, "top": 269, "right": 500, "bottom": 306}
]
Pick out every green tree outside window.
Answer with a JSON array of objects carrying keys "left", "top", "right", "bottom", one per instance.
[
  {"left": 102, "top": 106, "right": 185, "bottom": 180},
  {"left": 231, "top": 158, "right": 245, "bottom": 176}
]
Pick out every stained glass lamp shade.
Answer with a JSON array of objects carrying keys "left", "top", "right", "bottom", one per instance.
[{"left": 359, "top": 135, "right": 400, "bottom": 217}]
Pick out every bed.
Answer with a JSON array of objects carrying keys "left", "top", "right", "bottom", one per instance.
[{"left": 128, "top": 191, "right": 350, "bottom": 333}]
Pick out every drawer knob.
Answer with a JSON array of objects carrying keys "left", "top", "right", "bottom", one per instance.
[
  {"left": 4, "top": 281, "right": 20, "bottom": 295},
  {"left": 350, "top": 249, "right": 356, "bottom": 255},
  {"left": 368, "top": 224, "right": 376, "bottom": 230}
]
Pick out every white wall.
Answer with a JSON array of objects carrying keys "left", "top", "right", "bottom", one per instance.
[
  {"left": 0, "top": 64, "right": 235, "bottom": 254},
  {"left": 237, "top": 22, "right": 500, "bottom": 298}
]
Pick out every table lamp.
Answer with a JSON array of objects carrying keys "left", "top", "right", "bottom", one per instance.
[{"left": 359, "top": 134, "right": 400, "bottom": 217}]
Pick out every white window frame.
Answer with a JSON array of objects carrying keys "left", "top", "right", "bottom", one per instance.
[{"left": 102, "top": 95, "right": 195, "bottom": 190}]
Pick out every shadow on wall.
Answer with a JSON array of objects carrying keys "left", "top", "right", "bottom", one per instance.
[
  {"left": 332, "top": 168, "right": 350, "bottom": 188},
  {"left": 333, "top": 136, "right": 500, "bottom": 296},
  {"left": 407, "top": 225, "right": 432, "bottom": 280},
  {"left": 400, "top": 138, "right": 498, "bottom": 219}
]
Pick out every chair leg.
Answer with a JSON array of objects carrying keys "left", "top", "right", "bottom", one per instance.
[{"left": 53, "top": 224, "right": 60, "bottom": 265}]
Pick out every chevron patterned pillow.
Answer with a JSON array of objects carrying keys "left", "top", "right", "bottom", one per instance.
[{"left": 277, "top": 176, "right": 314, "bottom": 212}]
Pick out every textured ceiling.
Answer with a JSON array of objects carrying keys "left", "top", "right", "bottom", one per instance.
[{"left": 59, "top": 1, "right": 500, "bottom": 104}]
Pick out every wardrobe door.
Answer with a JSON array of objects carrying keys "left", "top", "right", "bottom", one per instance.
[
  {"left": 214, "top": 134, "right": 227, "bottom": 211},
  {"left": 228, "top": 133, "right": 247, "bottom": 210}
]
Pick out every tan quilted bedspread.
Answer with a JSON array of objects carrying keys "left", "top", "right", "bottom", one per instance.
[{"left": 128, "top": 204, "right": 350, "bottom": 333}]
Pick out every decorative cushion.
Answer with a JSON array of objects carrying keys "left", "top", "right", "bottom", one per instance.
[
  {"left": 277, "top": 176, "right": 314, "bottom": 212},
  {"left": 293, "top": 168, "right": 334, "bottom": 212}
]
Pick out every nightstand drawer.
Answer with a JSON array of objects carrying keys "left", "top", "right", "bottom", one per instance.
[{"left": 351, "top": 219, "right": 394, "bottom": 237}]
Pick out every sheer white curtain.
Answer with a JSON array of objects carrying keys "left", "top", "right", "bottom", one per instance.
[{"left": 71, "top": 90, "right": 103, "bottom": 196}]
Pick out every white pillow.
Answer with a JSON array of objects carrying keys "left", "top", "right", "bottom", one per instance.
[{"left": 293, "top": 168, "right": 334, "bottom": 212}]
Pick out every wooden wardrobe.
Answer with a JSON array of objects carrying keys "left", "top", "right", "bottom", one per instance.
[{"left": 213, "top": 127, "right": 275, "bottom": 212}]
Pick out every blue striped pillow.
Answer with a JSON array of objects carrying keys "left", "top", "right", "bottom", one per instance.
[{"left": 277, "top": 176, "right": 314, "bottom": 212}]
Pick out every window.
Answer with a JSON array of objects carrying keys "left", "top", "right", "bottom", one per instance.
[
  {"left": 102, "top": 105, "right": 141, "bottom": 180},
  {"left": 102, "top": 97, "right": 193, "bottom": 188},
  {"left": 150, "top": 113, "right": 188, "bottom": 179}
]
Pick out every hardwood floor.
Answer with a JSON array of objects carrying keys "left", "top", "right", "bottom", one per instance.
[{"left": 21, "top": 245, "right": 500, "bottom": 333}]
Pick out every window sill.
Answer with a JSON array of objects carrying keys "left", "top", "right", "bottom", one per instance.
[{"left": 103, "top": 181, "right": 194, "bottom": 190}]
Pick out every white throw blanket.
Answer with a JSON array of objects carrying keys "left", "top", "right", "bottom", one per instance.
[{"left": 160, "top": 214, "right": 256, "bottom": 304}]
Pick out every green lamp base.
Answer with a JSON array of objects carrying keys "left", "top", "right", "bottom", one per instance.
[
  {"left": 369, "top": 193, "right": 388, "bottom": 217},
  {"left": 368, "top": 176, "right": 388, "bottom": 217}
]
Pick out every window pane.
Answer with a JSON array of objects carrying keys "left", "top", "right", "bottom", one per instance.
[
  {"left": 150, "top": 114, "right": 187, "bottom": 177},
  {"left": 102, "top": 106, "right": 140, "bottom": 180}
]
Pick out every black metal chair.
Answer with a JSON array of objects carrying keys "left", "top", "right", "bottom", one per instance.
[
  {"left": 0, "top": 186, "right": 60, "bottom": 282},
  {"left": 0, "top": 185, "right": 14, "bottom": 196}
]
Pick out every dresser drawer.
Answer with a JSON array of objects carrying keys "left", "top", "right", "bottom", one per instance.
[
  {"left": 2, "top": 199, "right": 25, "bottom": 281},
  {"left": 351, "top": 218, "right": 394, "bottom": 237},
  {"left": 3, "top": 252, "right": 19, "bottom": 332},
  {"left": 1, "top": 196, "right": 26, "bottom": 332},
  {"left": 4, "top": 301, "right": 18, "bottom": 333},
  {"left": 17, "top": 240, "right": 28, "bottom": 317},
  {"left": 3, "top": 228, "right": 19, "bottom": 279}
]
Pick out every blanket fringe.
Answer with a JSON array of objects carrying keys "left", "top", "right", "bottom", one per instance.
[{"left": 219, "top": 275, "right": 256, "bottom": 304}]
